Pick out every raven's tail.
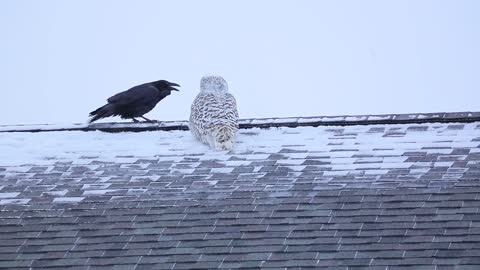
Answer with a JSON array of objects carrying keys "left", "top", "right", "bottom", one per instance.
[{"left": 88, "top": 104, "right": 115, "bottom": 123}]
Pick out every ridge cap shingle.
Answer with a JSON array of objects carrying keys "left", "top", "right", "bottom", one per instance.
[{"left": 1, "top": 111, "right": 479, "bottom": 133}]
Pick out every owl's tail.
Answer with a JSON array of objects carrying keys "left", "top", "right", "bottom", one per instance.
[{"left": 210, "top": 125, "right": 237, "bottom": 151}]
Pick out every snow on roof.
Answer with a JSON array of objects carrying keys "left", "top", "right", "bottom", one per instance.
[
  {"left": 0, "top": 122, "right": 479, "bottom": 168},
  {"left": 1, "top": 112, "right": 480, "bottom": 269}
]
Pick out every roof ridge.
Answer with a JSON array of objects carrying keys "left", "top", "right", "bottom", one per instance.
[{"left": 0, "top": 111, "right": 479, "bottom": 133}]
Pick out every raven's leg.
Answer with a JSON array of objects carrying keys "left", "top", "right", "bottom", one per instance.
[
  {"left": 140, "top": 116, "right": 158, "bottom": 123},
  {"left": 131, "top": 118, "right": 140, "bottom": 123}
]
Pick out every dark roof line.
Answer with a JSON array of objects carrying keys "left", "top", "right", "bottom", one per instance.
[{"left": 1, "top": 111, "right": 479, "bottom": 133}]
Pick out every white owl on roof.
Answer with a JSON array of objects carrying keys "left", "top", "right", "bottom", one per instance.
[{"left": 189, "top": 75, "right": 239, "bottom": 150}]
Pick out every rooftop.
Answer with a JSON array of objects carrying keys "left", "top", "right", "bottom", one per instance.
[{"left": 1, "top": 112, "right": 480, "bottom": 270}]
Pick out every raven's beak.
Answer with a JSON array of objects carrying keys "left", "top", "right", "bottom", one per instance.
[{"left": 169, "top": 82, "right": 180, "bottom": 91}]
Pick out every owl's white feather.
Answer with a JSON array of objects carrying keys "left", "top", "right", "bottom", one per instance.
[{"left": 189, "top": 75, "right": 239, "bottom": 150}]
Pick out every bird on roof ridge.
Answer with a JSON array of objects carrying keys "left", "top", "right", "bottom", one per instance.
[
  {"left": 88, "top": 79, "right": 180, "bottom": 123},
  {"left": 189, "top": 75, "right": 239, "bottom": 151}
]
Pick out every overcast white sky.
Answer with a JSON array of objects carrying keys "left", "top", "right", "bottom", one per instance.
[{"left": 1, "top": 0, "right": 479, "bottom": 125}]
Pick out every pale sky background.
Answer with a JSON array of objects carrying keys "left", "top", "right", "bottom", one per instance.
[{"left": 1, "top": 0, "right": 479, "bottom": 125}]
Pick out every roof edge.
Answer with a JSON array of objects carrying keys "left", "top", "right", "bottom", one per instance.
[{"left": 1, "top": 111, "right": 479, "bottom": 133}]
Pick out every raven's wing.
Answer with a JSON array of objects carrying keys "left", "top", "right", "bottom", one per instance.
[{"left": 107, "top": 84, "right": 158, "bottom": 106}]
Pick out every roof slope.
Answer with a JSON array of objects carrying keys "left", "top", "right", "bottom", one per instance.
[{"left": 1, "top": 115, "right": 480, "bottom": 269}]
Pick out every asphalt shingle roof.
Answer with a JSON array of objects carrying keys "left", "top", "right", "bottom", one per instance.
[{"left": 0, "top": 112, "right": 480, "bottom": 270}]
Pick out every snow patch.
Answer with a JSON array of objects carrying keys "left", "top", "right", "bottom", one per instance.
[
  {"left": 53, "top": 197, "right": 84, "bottom": 203},
  {"left": 0, "top": 199, "right": 30, "bottom": 205},
  {"left": 0, "top": 192, "right": 20, "bottom": 198},
  {"left": 83, "top": 189, "right": 119, "bottom": 196}
]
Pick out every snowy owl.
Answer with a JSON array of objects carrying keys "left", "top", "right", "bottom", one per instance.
[{"left": 189, "top": 75, "right": 239, "bottom": 150}]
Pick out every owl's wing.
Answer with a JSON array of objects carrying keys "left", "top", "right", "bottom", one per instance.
[{"left": 224, "top": 93, "right": 239, "bottom": 123}]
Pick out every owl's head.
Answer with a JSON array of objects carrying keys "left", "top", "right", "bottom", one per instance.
[{"left": 200, "top": 75, "right": 229, "bottom": 93}]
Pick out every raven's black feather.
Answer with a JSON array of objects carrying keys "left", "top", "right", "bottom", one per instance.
[{"left": 89, "top": 80, "right": 179, "bottom": 123}]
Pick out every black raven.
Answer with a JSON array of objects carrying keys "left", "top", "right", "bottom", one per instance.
[{"left": 89, "top": 80, "right": 180, "bottom": 123}]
